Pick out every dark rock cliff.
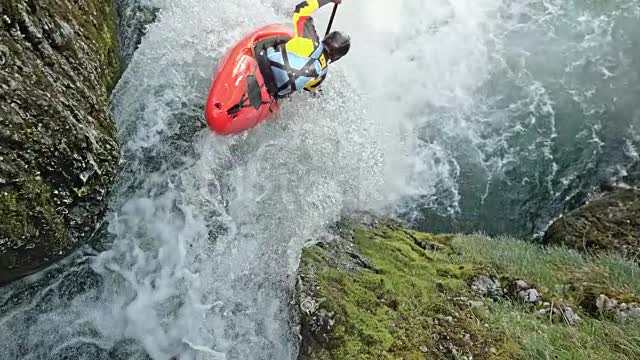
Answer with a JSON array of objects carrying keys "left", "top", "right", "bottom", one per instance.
[{"left": 0, "top": 0, "right": 120, "bottom": 284}]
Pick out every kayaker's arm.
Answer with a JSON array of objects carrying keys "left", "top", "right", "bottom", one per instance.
[
  {"left": 304, "top": 73, "right": 326, "bottom": 92},
  {"left": 286, "top": 0, "right": 341, "bottom": 94},
  {"left": 292, "top": 0, "right": 335, "bottom": 40}
]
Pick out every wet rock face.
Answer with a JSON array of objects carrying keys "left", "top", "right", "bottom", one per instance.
[
  {"left": 114, "top": 0, "right": 158, "bottom": 68},
  {"left": 543, "top": 189, "right": 640, "bottom": 255},
  {"left": 0, "top": 0, "right": 120, "bottom": 284}
]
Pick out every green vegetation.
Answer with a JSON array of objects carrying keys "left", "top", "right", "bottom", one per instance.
[
  {"left": 453, "top": 235, "right": 640, "bottom": 359},
  {"left": 0, "top": 176, "right": 66, "bottom": 275},
  {"left": 488, "top": 303, "right": 640, "bottom": 360},
  {"left": 452, "top": 235, "right": 640, "bottom": 306},
  {"left": 298, "top": 222, "right": 640, "bottom": 359},
  {"left": 0, "top": 176, "right": 65, "bottom": 245}
]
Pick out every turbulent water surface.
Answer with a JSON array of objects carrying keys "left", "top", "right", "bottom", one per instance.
[
  {"left": 339, "top": 0, "right": 640, "bottom": 236},
  {"left": 1, "top": 0, "right": 639, "bottom": 359}
]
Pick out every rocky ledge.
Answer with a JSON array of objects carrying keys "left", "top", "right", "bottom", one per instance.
[
  {"left": 543, "top": 188, "right": 639, "bottom": 256},
  {"left": 0, "top": 0, "right": 120, "bottom": 284},
  {"left": 293, "top": 216, "right": 640, "bottom": 359}
]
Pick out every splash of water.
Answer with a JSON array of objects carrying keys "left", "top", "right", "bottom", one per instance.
[{"left": 341, "top": 0, "right": 640, "bottom": 236}]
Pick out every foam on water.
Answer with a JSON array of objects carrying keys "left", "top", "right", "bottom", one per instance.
[
  {"left": 337, "top": 0, "right": 640, "bottom": 235},
  {"left": 92, "top": 1, "right": 388, "bottom": 358}
]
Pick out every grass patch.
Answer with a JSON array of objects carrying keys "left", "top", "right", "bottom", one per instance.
[
  {"left": 488, "top": 302, "right": 640, "bottom": 359},
  {"left": 451, "top": 234, "right": 640, "bottom": 304}
]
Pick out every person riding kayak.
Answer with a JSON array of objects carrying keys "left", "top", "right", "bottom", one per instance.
[{"left": 256, "top": 0, "right": 351, "bottom": 98}]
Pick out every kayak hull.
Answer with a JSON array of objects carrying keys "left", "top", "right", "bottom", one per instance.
[{"left": 205, "top": 24, "right": 294, "bottom": 135}]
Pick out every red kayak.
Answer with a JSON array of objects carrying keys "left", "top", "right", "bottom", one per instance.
[{"left": 205, "top": 24, "right": 294, "bottom": 135}]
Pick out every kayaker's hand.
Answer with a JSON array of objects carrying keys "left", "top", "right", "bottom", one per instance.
[
  {"left": 309, "top": 88, "right": 324, "bottom": 98},
  {"left": 332, "top": 0, "right": 342, "bottom": 4}
]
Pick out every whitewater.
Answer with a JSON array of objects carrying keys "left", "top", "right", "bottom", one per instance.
[{"left": 1, "top": 0, "right": 639, "bottom": 359}]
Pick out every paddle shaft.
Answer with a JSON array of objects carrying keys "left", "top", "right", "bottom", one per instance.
[{"left": 325, "top": 3, "right": 339, "bottom": 37}]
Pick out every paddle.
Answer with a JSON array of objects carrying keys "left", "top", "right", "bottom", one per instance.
[{"left": 325, "top": 3, "right": 339, "bottom": 37}]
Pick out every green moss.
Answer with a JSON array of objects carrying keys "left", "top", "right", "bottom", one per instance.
[
  {"left": 100, "top": 0, "right": 122, "bottom": 95},
  {"left": 2, "top": 0, "right": 23, "bottom": 23},
  {"left": 0, "top": 0, "right": 120, "bottom": 283},
  {"left": 0, "top": 176, "right": 66, "bottom": 254},
  {"left": 302, "top": 227, "right": 518, "bottom": 359},
  {"left": 0, "top": 190, "right": 33, "bottom": 242},
  {"left": 543, "top": 189, "right": 640, "bottom": 255},
  {"left": 75, "top": 185, "right": 91, "bottom": 198},
  {"left": 300, "top": 223, "right": 640, "bottom": 359}
]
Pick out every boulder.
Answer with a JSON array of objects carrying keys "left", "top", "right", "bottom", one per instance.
[{"left": 543, "top": 189, "right": 640, "bottom": 255}]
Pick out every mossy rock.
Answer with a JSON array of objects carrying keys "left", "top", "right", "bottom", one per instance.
[
  {"left": 295, "top": 222, "right": 514, "bottom": 360},
  {"left": 294, "top": 217, "right": 640, "bottom": 359},
  {"left": 0, "top": 0, "right": 121, "bottom": 284},
  {"left": 543, "top": 189, "right": 640, "bottom": 256},
  {"left": 0, "top": 176, "right": 66, "bottom": 280}
]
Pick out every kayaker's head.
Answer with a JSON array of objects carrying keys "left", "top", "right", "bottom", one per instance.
[{"left": 323, "top": 31, "right": 351, "bottom": 63}]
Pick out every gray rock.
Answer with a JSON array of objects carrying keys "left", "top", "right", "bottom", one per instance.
[
  {"left": 596, "top": 294, "right": 620, "bottom": 312},
  {"left": 596, "top": 294, "right": 607, "bottom": 312},
  {"left": 471, "top": 276, "right": 504, "bottom": 298},
  {"left": 614, "top": 311, "right": 629, "bottom": 322},
  {"left": 114, "top": 0, "right": 159, "bottom": 68},
  {"left": 316, "top": 309, "right": 335, "bottom": 332},
  {"left": 537, "top": 308, "right": 549, "bottom": 315},
  {"left": 538, "top": 304, "right": 581, "bottom": 326},
  {"left": 514, "top": 280, "right": 529, "bottom": 291},
  {"left": 560, "top": 306, "right": 581, "bottom": 326},
  {"left": 518, "top": 288, "right": 541, "bottom": 303},
  {"left": 609, "top": 298, "right": 619, "bottom": 310},
  {"left": 300, "top": 296, "right": 318, "bottom": 315},
  {"left": 597, "top": 295, "right": 640, "bottom": 322},
  {"left": 0, "top": 45, "right": 9, "bottom": 66}
]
